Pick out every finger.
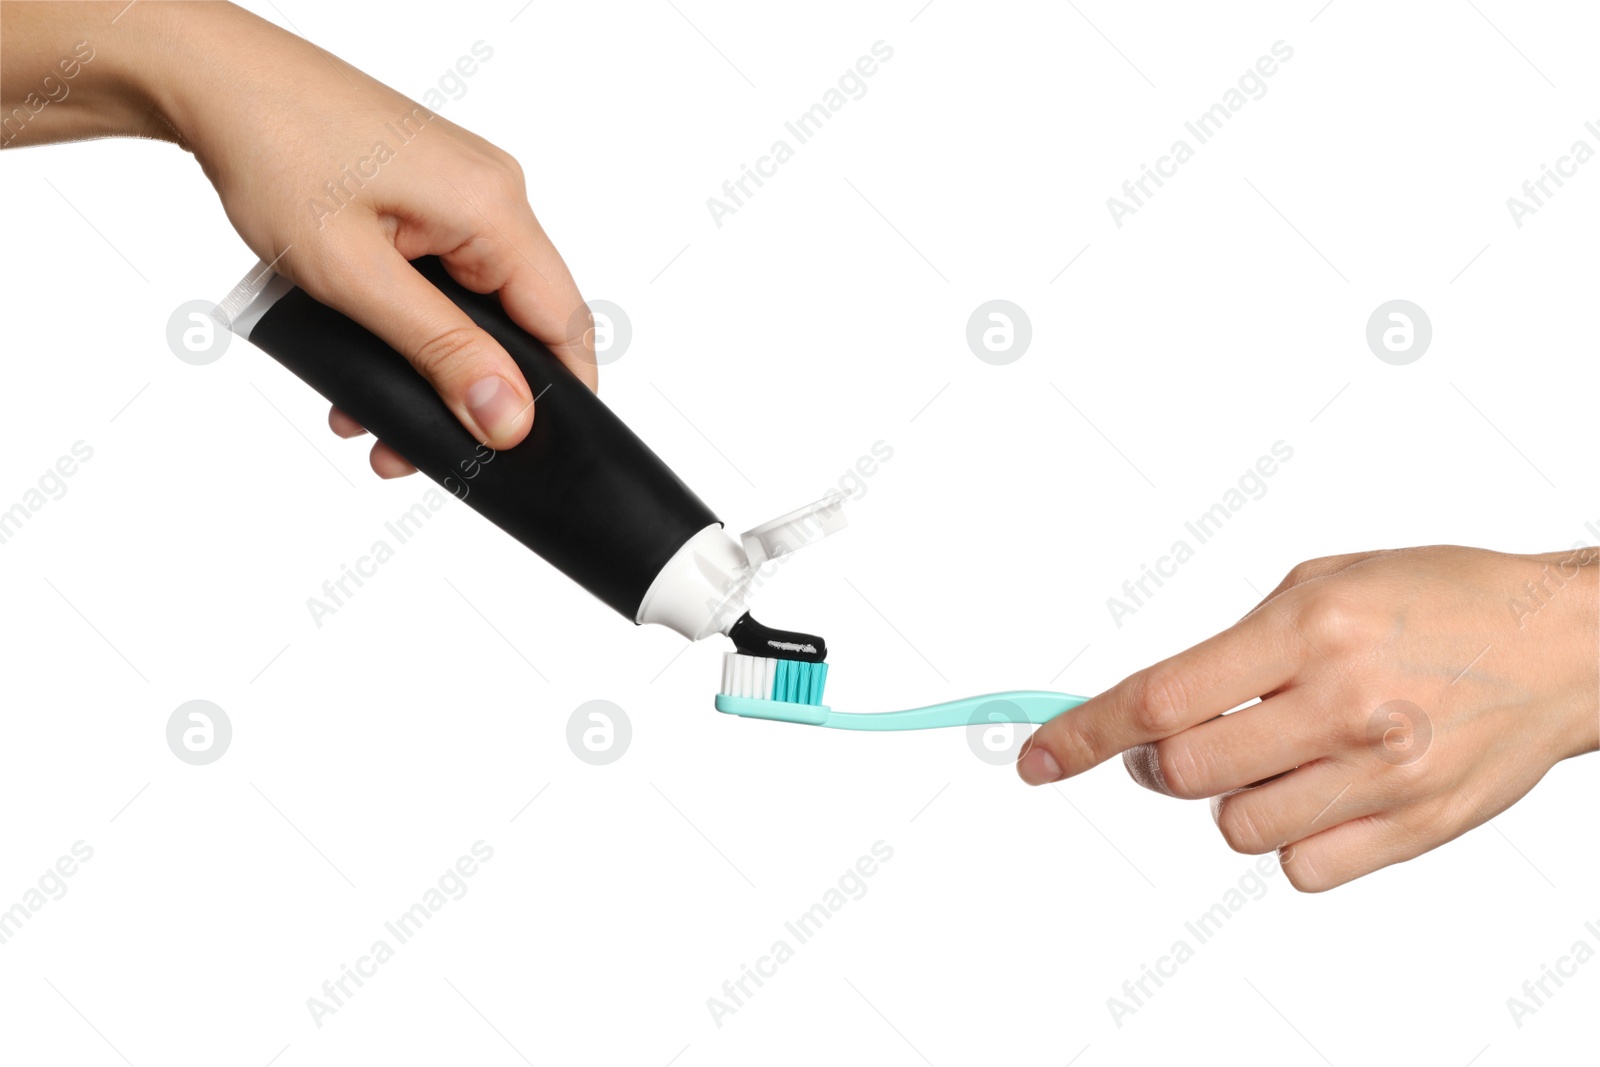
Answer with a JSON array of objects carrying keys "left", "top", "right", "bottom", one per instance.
[
  {"left": 310, "top": 240, "right": 536, "bottom": 450},
  {"left": 438, "top": 211, "right": 597, "bottom": 393},
  {"left": 487, "top": 242, "right": 598, "bottom": 394},
  {"left": 328, "top": 406, "right": 367, "bottom": 438},
  {"left": 1123, "top": 692, "right": 1337, "bottom": 799},
  {"left": 369, "top": 440, "right": 418, "bottom": 478},
  {"left": 1210, "top": 758, "right": 1382, "bottom": 855},
  {"left": 1017, "top": 605, "right": 1305, "bottom": 785},
  {"left": 1276, "top": 806, "right": 1443, "bottom": 892}
]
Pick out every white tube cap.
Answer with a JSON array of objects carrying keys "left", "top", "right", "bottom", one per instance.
[{"left": 739, "top": 494, "right": 848, "bottom": 566}]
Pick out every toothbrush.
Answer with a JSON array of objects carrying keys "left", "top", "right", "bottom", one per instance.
[{"left": 716, "top": 650, "right": 1088, "bottom": 730}]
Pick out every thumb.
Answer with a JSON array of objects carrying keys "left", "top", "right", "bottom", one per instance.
[{"left": 309, "top": 243, "right": 536, "bottom": 450}]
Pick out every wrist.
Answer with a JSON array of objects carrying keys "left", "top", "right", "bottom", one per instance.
[
  {"left": 0, "top": 2, "right": 181, "bottom": 147},
  {"left": 93, "top": 1, "right": 246, "bottom": 148},
  {"left": 1537, "top": 548, "right": 1600, "bottom": 759},
  {"left": 3, "top": 2, "right": 267, "bottom": 150}
]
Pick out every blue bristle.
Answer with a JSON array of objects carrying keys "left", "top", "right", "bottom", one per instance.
[
  {"left": 744, "top": 657, "right": 829, "bottom": 706},
  {"left": 790, "top": 661, "right": 828, "bottom": 706}
]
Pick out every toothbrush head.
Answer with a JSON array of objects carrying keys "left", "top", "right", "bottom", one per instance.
[{"left": 716, "top": 612, "right": 831, "bottom": 724}]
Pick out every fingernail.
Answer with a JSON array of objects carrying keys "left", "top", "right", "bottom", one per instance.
[
  {"left": 465, "top": 377, "right": 528, "bottom": 443},
  {"left": 1017, "top": 745, "right": 1062, "bottom": 786}
]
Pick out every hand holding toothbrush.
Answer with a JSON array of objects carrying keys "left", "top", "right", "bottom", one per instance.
[{"left": 1017, "top": 545, "right": 1599, "bottom": 892}]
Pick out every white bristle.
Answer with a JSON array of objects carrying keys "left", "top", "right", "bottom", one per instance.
[{"left": 720, "top": 652, "right": 785, "bottom": 699}]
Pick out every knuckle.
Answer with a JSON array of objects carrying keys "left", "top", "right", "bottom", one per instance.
[
  {"left": 1128, "top": 667, "right": 1189, "bottom": 737},
  {"left": 485, "top": 149, "right": 526, "bottom": 193},
  {"left": 409, "top": 325, "right": 486, "bottom": 382},
  {"left": 1293, "top": 591, "right": 1371, "bottom": 653},
  {"left": 1283, "top": 558, "right": 1323, "bottom": 587},
  {"left": 1279, "top": 845, "right": 1332, "bottom": 893},
  {"left": 1339, "top": 688, "right": 1385, "bottom": 740},
  {"left": 1350, "top": 696, "right": 1437, "bottom": 771},
  {"left": 503, "top": 154, "right": 526, "bottom": 187},
  {"left": 1049, "top": 724, "right": 1100, "bottom": 777},
  {"left": 448, "top": 154, "right": 522, "bottom": 207},
  {"left": 1406, "top": 794, "right": 1459, "bottom": 843},
  {"left": 1154, "top": 739, "right": 1207, "bottom": 799},
  {"left": 1216, "top": 796, "right": 1269, "bottom": 854},
  {"left": 1379, "top": 750, "right": 1438, "bottom": 793}
]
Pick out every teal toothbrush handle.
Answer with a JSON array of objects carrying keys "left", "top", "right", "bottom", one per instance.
[
  {"left": 822, "top": 691, "right": 1086, "bottom": 731},
  {"left": 714, "top": 691, "right": 1088, "bottom": 730}
]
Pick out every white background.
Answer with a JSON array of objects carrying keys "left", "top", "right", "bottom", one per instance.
[{"left": 2, "top": 1, "right": 1597, "bottom": 1064}]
